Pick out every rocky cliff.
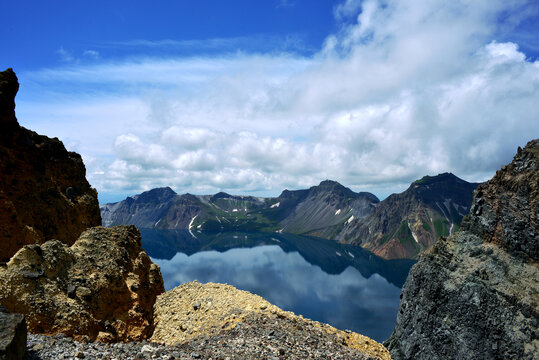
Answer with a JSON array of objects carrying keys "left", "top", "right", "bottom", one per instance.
[
  {"left": 338, "top": 173, "right": 478, "bottom": 259},
  {"left": 0, "top": 226, "right": 165, "bottom": 342},
  {"left": 385, "top": 139, "right": 539, "bottom": 359},
  {"left": 0, "top": 68, "right": 101, "bottom": 261}
]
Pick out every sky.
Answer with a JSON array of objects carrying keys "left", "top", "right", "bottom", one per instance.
[{"left": 2, "top": 0, "right": 539, "bottom": 204}]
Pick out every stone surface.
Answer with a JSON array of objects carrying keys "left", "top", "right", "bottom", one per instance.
[
  {"left": 0, "top": 226, "right": 165, "bottom": 342},
  {"left": 385, "top": 139, "right": 539, "bottom": 360},
  {"left": 0, "top": 309, "right": 26, "bottom": 360},
  {"left": 461, "top": 139, "right": 539, "bottom": 261},
  {"left": 152, "top": 281, "right": 391, "bottom": 360},
  {"left": 0, "top": 68, "right": 101, "bottom": 262}
]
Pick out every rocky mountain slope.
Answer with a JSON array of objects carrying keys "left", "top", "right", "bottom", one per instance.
[
  {"left": 0, "top": 68, "right": 101, "bottom": 261},
  {"left": 385, "top": 139, "right": 539, "bottom": 359},
  {"left": 338, "top": 173, "right": 479, "bottom": 259},
  {"left": 102, "top": 174, "right": 477, "bottom": 259},
  {"left": 101, "top": 180, "right": 380, "bottom": 236}
]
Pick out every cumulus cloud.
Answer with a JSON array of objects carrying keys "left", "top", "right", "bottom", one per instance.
[{"left": 18, "top": 0, "right": 539, "bottom": 201}]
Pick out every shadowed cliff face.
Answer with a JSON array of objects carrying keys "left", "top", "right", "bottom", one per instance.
[
  {"left": 0, "top": 68, "right": 101, "bottom": 261},
  {"left": 385, "top": 139, "right": 539, "bottom": 360}
]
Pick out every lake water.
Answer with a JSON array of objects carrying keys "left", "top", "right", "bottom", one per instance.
[{"left": 140, "top": 229, "right": 415, "bottom": 342}]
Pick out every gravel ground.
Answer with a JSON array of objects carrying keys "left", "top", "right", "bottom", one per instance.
[
  {"left": 23, "top": 282, "right": 389, "bottom": 360},
  {"left": 25, "top": 313, "right": 380, "bottom": 360}
]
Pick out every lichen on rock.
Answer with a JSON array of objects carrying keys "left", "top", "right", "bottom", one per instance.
[{"left": 0, "top": 225, "right": 165, "bottom": 342}]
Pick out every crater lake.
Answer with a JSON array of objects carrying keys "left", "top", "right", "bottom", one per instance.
[{"left": 140, "top": 229, "right": 415, "bottom": 342}]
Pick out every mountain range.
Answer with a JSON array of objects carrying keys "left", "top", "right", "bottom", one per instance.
[{"left": 101, "top": 173, "right": 479, "bottom": 259}]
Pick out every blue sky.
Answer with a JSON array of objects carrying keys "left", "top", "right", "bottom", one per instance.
[{"left": 2, "top": 0, "right": 539, "bottom": 203}]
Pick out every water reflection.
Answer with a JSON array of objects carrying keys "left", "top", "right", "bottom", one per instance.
[{"left": 140, "top": 229, "right": 415, "bottom": 342}]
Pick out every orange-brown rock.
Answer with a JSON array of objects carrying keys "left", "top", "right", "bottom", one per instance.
[
  {"left": 0, "top": 225, "right": 165, "bottom": 342},
  {"left": 0, "top": 68, "right": 101, "bottom": 261}
]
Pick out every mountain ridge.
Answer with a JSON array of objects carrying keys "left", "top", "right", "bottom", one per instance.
[{"left": 102, "top": 173, "right": 479, "bottom": 259}]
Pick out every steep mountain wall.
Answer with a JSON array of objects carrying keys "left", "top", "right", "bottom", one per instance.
[
  {"left": 385, "top": 139, "right": 539, "bottom": 359},
  {"left": 339, "top": 173, "right": 478, "bottom": 259},
  {"left": 0, "top": 68, "right": 101, "bottom": 261}
]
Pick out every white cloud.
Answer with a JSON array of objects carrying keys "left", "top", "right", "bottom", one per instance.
[
  {"left": 83, "top": 50, "right": 100, "bottom": 59},
  {"left": 18, "top": 0, "right": 539, "bottom": 201},
  {"left": 57, "top": 46, "right": 75, "bottom": 62}
]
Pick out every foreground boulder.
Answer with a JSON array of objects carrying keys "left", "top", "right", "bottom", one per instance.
[
  {"left": 152, "top": 281, "right": 391, "bottom": 360},
  {"left": 0, "top": 68, "right": 101, "bottom": 262},
  {"left": 0, "top": 226, "right": 164, "bottom": 342},
  {"left": 0, "top": 308, "right": 26, "bottom": 360},
  {"left": 385, "top": 139, "right": 539, "bottom": 359}
]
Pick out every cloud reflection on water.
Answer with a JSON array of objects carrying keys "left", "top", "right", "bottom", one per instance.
[{"left": 153, "top": 245, "right": 401, "bottom": 342}]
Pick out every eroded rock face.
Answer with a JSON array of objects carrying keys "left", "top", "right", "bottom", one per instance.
[
  {"left": 385, "top": 139, "right": 539, "bottom": 360},
  {"left": 461, "top": 139, "right": 539, "bottom": 261},
  {"left": 0, "top": 68, "right": 101, "bottom": 262},
  {"left": 0, "top": 226, "right": 165, "bottom": 342}
]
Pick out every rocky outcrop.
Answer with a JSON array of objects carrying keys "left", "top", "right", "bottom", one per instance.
[
  {"left": 0, "top": 308, "right": 26, "bottom": 360},
  {"left": 0, "top": 68, "right": 101, "bottom": 262},
  {"left": 0, "top": 226, "right": 165, "bottom": 342},
  {"left": 462, "top": 140, "right": 538, "bottom": 261},
  {"left": 385, "top": 139, "right": 539, "bottom": 359},
  {"left": 339, "top": 173, "right": 479, "bottom": 259},
  {"left": 152, "top": 281, "right": 391, "bottom": 360}
]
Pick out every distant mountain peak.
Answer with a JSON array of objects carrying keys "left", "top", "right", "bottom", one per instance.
[
  {"left": 413, "top": 172, "right": 460, "bottom": 185},
  {"left": 313, "top": 179, "right": 350, "bottom": 193},
  {"left": 211, "top": 192, "right": 232, "bottom": 200},
  {"left": 318, "top": 179, "right": 343, "bottom": 187},
  {"left": 136, "top": 186, "right": 177, "bottom": 203}
]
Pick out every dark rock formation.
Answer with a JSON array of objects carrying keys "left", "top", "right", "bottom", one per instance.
[
  {"left": 0, "top": 226, "right": 165, "bottom": 342},
  {"left": 0, "top": 308, "right": 26, "bottom": 360},
  {"left": 385, "top": 139, "right": 539, "bottom": 359},
  {"left": 338, "top": 173, "right": 479, "bottom": 259},
  {"left": 0, "top": 68, "right": 101, "bottom": 261}
]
